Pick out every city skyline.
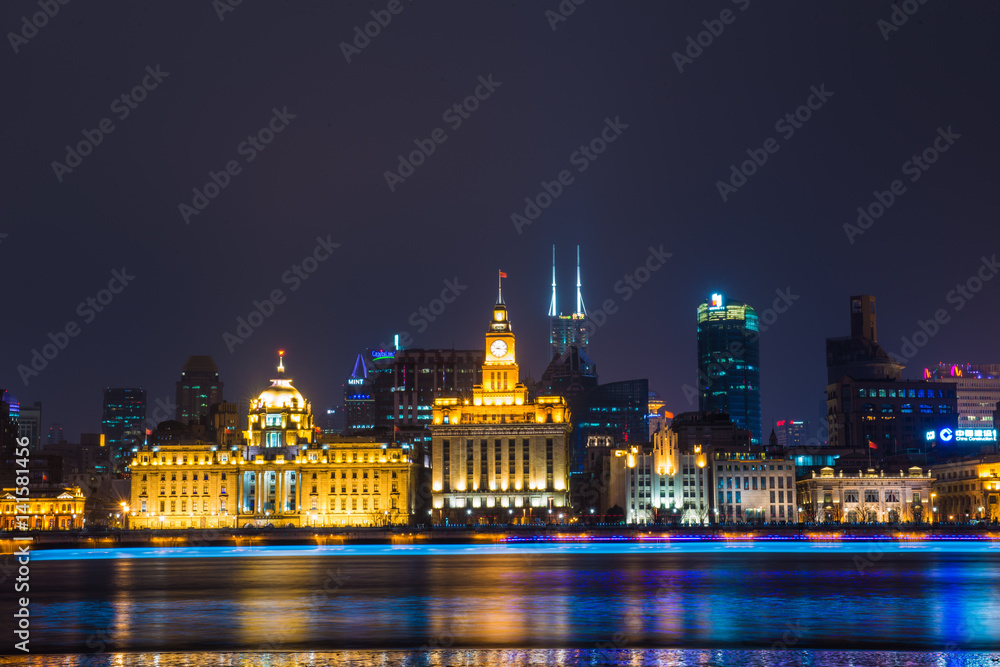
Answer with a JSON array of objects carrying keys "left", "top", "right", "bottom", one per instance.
[{"left": 5, "top": 2, "right": 999, "bottom": 453}]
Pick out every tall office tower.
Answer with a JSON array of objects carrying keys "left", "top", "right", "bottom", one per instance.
[
  {"left": 17, "top": 400, "right": 42, "bottom": 452},
  {"left": 1, "top": 390, "right": 17, "bottom": 467},
  {"left": 175, "top": 355, "right": 224, "bottom": 424},
  {"left": 46, "top": 423, "right": 65, "bottom": 446},
  {"left": 391, "top": 348, "right": 483, "bottom": 430},
  {"left": 344, "top": 352, "right": 377, "bottom": 435},
  {"left": 548, "top": 245, "right": 590, "bottom": 361},
  {"left": 775, "top": 420, "right": 808, "bottom": 449},
  {"left": 102, "top": 388, "right": 147, "bottom": 474},
  {"left": 697, "top": 293, "right": 762, "bottom": 445},
  {"left": 925, "top": 363, "right": 1000, "bottom": 430},
  {"left": 826, "top": 295, "right": 904, "bottom": 383}
]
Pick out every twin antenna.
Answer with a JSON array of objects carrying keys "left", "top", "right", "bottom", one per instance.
[{"left": 548, "top": 245, "right": 586, "bottom": 317}]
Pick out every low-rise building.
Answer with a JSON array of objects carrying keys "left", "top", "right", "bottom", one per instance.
[
  {"left": 797, "top": 466, "right": 933, "bottom": 523},
  {"left": 0, "top": 486, "right": 86, "bottom": 530},
  {"left": 930, "top": 454, "right": 1000, "bottom": 522}
]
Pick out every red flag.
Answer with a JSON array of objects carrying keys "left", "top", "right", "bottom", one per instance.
[
  {"left": 499, "top": 271, "right": 507, "bottom": 278},
  {"left": 868, "top": 439, "right": 878, "bottom": 450}
]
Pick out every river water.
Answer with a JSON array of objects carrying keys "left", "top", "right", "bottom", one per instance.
[{"left": 4, "top": 540, "right": 1000, "bottom": 664}]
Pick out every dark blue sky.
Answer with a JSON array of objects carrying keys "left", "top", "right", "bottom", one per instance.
[{"left": 3, "top": 1, "right": 998, "bottom": 441}]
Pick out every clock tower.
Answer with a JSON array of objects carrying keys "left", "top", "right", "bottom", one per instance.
[{"left": 431, "top": 272, "right": 572, "bottom": 523}]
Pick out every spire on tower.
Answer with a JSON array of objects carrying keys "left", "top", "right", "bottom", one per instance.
[
  {"left": 548, "top": 245, "right": 557, "bottom": 317},
  {"left": 575, "top": 245, "right": 586, "bottom": 316},
  {"left": 498, "top": 270, "right": 507, "bottom": 304},
  {"left": 277, "top": 350, "right": 285, "bottom": 373}
]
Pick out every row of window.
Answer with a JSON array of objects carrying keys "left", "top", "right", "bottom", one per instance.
[
  {"left": 720, "top": 504, "right": 794, "bottom": 518},
  {"left": 859, "top": 388, "right": 952, "bottom": 398},
  {"left": 721, "top": 476, "right": 794, "bottom": 490},
  {"left": 719, "top": 490, "right": 790, "bottom": 504},
  {"left": 823, "top": 490, "right": 911, "bottom": 504},
  {"left": 860, "top": 403, "right": 951, "bottom": 414},
  {"left": 717, "top": 463, "right": 791, "bottom": 471}
]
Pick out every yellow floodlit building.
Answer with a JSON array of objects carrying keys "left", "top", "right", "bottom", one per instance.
[
  {"left": 128, "top": 354, "right": 420, "bottom": 529},
  {"left": 430, "top": 279, "right": 572, "bottom": 522},
  {"left": 1, "top": 486, "right": 86, "bottom": 531}
]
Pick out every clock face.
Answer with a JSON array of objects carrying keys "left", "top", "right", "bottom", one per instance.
[{"left": 490, "top": 339, "right": 508, "bottom": 358}]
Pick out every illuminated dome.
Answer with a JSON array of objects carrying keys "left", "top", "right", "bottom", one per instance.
[
  {"left": 254, "top": 352, "right": 307, "bottom": 409},
  {"left": 256, "top": 379, "right": 306, "bottom": 409}
]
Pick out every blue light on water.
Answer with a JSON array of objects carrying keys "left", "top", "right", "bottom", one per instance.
[{"left": 27, "top": 539, "right": 1000, "bottom": 561}]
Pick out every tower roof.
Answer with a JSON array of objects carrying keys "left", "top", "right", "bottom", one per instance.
[{"left": 181, "top": 355, "right": 219, "bottom": 373}]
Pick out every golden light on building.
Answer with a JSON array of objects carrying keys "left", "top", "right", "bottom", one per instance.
[
  {"left": 430, "top": 274, "right": 572, "bottom": 522},
  {"left": 128, "top": 353, "right": 420, "bottom": 529}
]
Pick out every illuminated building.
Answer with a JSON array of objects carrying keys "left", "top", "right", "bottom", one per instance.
[
  {"left": 0, "top": 486, "right": 86, "bottom": 530},
  {"left": 391, "top": 348, "right": 483, "bottom": 431},
  {"left": 570, "top": 380, "right": 650, "bottom": 474},
  {"left": 548, "top": 245, "right": 589, "bottom": 361},
  {"left": 431, "top": 279, "right": 572, "bottom": 521},
  {"left": 775, "top": 420, "right": 808, "bottom": 449},
  {"left": 931, "top": 454, "right": 1000, "bottom": 522},
  {"left": 825, "top": 295, "right": 904, "bottom": 383},
  {"left": 344, "top": 352, "right": 377, "bottom": 435},
  {"left": 128, "top": 353, "right": 420, "bottom": 528},
  {"left": 175, "top": 355, "right": 224, "bottom": 425},
  {"left": 826, "top": 378, "right": 958, "bottom": 454},
  {"left": 925, "top": 363, "right": 1000, "bottom": 429},
  {"left": 610, "top": 426, "right": 797, "bottom": 525},
  {"left": 697, "top": 293, "right": 762, "bottom": 445},
  {"left": 0, "top": 390, "right": 17, "bottom": 471},
  {"left": 102, "top": 387, "right": 146, "bottom": 473},
  {"left": 797, "top": 466, "right": 933, "bottom": 523}
]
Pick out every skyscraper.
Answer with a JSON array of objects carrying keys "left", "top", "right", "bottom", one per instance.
[
  {"left": 548, "top": 245, "right": 589, "bottom": 361},
  {"left": 825, "top": 295, "right": 904, "bottom": 383},
  {"left": 925, "top": 363, "right": 1000, "bottom": 430},
  {"left": 17, "top": 400, "right": 42, "bottom": 452},
  {"left": 697, "top": 293, "right": 762, "bottom": 445},
  {"left": 102, "top": 387, "right": 147, "bottom": 474},
  {"left": 175, "top": 355, "right": 224, "bottom": 424},
  {"left": 775, "top": 420, "right": 808, "bottom": 449}
]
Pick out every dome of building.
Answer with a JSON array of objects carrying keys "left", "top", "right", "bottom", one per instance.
[
  {"left": 253, "top": 352, "right": 307, "bottom": 410},
  {"left": 256, "top": 379, "right": 306, "bottom": 409}
]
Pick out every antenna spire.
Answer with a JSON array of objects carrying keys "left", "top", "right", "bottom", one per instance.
[
  {"left": 576, "top": 245, "right": 586, "bottom": 316},
  {"left": 548, "top": 245, "right": 557, "bottom": 317},
  {"left": 277, "top": 350, "right": 285, "bottom": 373}
]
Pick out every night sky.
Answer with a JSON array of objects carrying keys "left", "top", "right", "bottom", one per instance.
[{"left": 3, "top": 1, "right": 998, "bottom": 441}]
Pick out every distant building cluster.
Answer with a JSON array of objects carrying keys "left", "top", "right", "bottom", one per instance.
[{"left": 3, "top": 249, "right": 1000, "bottom": 531}]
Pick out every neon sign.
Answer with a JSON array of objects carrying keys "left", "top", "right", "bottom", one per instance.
[
  {"left": 347, "top": 378, "right": 365, "bottom": 386},
  {"left": 371, "top": 350, "right": 394, "bottom": 360},
  {"left": 710, "top": 293, "right": 723, "bottom": 309},
  {"left": 956, "top": 429, "right": 997, "bottom": 442},
  {"left": 939, "top": 428, "right": 954, "bottom": 442}
]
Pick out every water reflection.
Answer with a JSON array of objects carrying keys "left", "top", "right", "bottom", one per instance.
[{"left": 10, "top": 551, "right": 1000, "bottom": 653}]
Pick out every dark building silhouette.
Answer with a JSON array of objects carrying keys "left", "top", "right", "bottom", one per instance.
[
  {"left": 825, "top": 295, "right": 904, "bottom": 383},
  {"left": 697, "top": 293, "right": 762, "bottom": 445},
  {"left": 670, "top": 411, "right": 752, "bottom": 452},
  {"left": 571, "top": 379, "right": 650, "bottom": 472},
  {"left": 175, "top": 355, "right": 224, "bottom": 425},
  {"left": 17, "top": 400, "right": 42, "bottom": 452},
  {"left": 101, "top": 387, "right": 147, "bottom": 474}
]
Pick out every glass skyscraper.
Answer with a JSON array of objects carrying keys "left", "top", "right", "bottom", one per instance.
[
  {"left": 102, "top": 387, "right": 147, "bottom": 474},
  {"left": 697, "top": 293, "right": 761, "bottom": 445}
]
